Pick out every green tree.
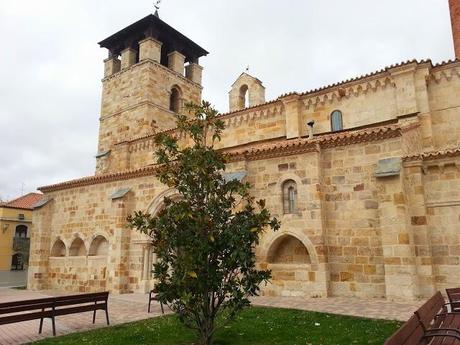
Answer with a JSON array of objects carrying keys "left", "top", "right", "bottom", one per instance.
[{"left": 127, "top": 101, "right": 279, "bottom": 345}]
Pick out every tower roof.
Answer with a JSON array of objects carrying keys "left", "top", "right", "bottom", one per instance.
[{"left": 98, "top": 14, "right": 208, "bottom": 63}]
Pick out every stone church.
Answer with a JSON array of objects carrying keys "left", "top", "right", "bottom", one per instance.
[{"left": 29, "top": 1, "right": 460, "bottom": 301}]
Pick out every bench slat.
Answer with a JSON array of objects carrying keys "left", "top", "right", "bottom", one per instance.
[
  {"left": 0, "top": 310, "right": 54, "bottom": 325},
  {"left": 0, "top": 297, "right": 55, "bottom": 310},
  {"left": 0, "top": 301, "right": 54, "bottom": 315},
  {"left": 384, "top": 315, "right": 426, "bottom": 345}
]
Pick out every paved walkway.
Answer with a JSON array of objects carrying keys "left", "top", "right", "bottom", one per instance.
[
  {"left": 0, "top": 289, "right": 167, "bottom": 345},
  {"left": 0, "top": 271, "right": 28, "bottom": 288},
  {"left": 0, "top": 289, "right": 423, "bottom": 345}
]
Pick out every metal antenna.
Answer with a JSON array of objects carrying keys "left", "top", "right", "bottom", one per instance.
[{"left": 154, "top": 0, "right": 161, "bottom": 17}]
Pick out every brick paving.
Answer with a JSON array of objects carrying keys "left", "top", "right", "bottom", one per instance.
[
  {"left": 0, "top": 289, "right": 168, "bottom": 345},
  {"left": 0, "top": 289, "right": 423, "bottom": 345}
]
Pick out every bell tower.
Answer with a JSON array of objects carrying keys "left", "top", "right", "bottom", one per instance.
[{"left": 95, "top": 14, "right": 208, "bottom": 174}]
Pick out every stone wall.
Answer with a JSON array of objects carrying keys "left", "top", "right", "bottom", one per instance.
[
  {"left": 96, "top": 59, "right": 202, "bottom": 174},
  {"left": 428, "top": 64, "right": 460, "bottom": 149},
  {"left": 29, "top": 174, "right": 170, "bottom": 294}
]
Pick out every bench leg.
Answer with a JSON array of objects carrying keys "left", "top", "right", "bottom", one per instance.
[
  {"left": 148, "top": 299, "right": 151, "bottom": 313},
  {"left": 93, "top": 309, "right": 97, "bottom": 324},
  {"left": 51, "top": 316, "right": 56, "bottom": 336},
  {"left": 160, "top": 302, "right": 164, "bottom": 315},
  {"left": 105, "top": 307, "right": 110, "bottom": 325},
  {"left": 38, "top": 317, "right": 44, "bottom": 334},
  {"left": 38, "top": 307, "right": 45, "bottom": 334}
]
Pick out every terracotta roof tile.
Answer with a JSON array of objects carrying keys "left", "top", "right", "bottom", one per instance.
[
  {"left": 403, "top": 146, "right": 460, "bottom": 162},
  {"left": 1, "top": 193, "right": 44, "bottom": 210}
]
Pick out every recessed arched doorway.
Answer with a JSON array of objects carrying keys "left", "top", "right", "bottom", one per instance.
[{"left": 263, "top": 233, "right": 325, "bottom": 297}]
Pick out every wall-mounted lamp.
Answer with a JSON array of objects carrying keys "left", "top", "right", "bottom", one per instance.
[
  {"left": 307, "top": 120, "right": 315, "bottom": 139},
  {"left": 2, "top": 223, "right": 9, "bottom": 234}
]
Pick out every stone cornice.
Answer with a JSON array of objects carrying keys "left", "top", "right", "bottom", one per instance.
[
  {"left": 39, "top": 166, "right": 158, "bottom": 193},
  {"left": 427, "top": 65, "right": 460, "bottom": 85},
  {"left": 39, "top": 123, "right": 403, "bottom": 193},
  {"left": 226, "top": 123, "right": 401, "bottom": 162},
  {"left": 402, "top": 147, "right": 460, "bottom": 162},
  {"left": 302, "top": 76, "right": 396, "bottom": 110}
]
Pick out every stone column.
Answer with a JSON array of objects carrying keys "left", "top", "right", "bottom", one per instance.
[
  {"left": 280, "top": 93, "right": 303, "bottom": 139},
  {"left": 378, "top": 174, "right": 419, "bottom": 300},
  {"left": 306, "top": 147, "right": 329, "bottom": 296},
  {"left": 185, "top": 63, "right": 203, "bottom": 84},
  {"left": 167, "top": 51, "right": 185, "bottom": 75},
  {"left": 27, "top": 200, "right": 54, "bottom": 290},
  {"left": 390, "top": 64, "right": 418, "bottom": 115},
  {"left": 121, "top": 48, "right": 137, "bottom": 70},
  {"left": 142, "top": 243, "right": 151, "bottom": 280},
  {"left": 139, "top": 37, "right": 162, "bottom": 62},
  {"left": 403, "top": 160, "right": 435, "bottom": 297},
  {"left": 104, "top": 57, "right": 121, "bottom": 77},
  {"left": 107, "top": 197, "right": 131, "bottom": 293}
]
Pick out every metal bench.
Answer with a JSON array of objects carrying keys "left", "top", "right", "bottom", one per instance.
[
  {"left": 148, "top": 289, "right": 164, "bottom": 314},
  {"left": 384, "top": 314, "right": 460, "bottom": 345},
  {"left": 0, "top": 291, "right": 109, "bottom": 336},
  {"left": 385, "top": 291, "right": 460, "bottom": 345},
  {"left": 447, "top": 288, "right": 460, "bottom": 313},
  {"left": 415, "top": 291, "right": 460, "bottom": 340}
]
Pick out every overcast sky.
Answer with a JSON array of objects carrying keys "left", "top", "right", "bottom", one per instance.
[{"left": 0, "top": 0, "right": 454, "bottom": 200}]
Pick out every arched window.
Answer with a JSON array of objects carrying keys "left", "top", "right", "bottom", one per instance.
[
  {"left": 169, "top": 86, "right": 181, "bottom": 113},
  {"left": 15, "top": 225, "right": 27, "bottom": 238},
  {"left": 89, "top": 235, "right": 109, "bottom": 256},
  {"left": 331, "top": 110, "right": 343, "bottom": 132},
  {"left": 51, "top": 239, "right": 66, "bottom": 257},
  {"left": 238, "top": 84, "right": 249, "bottom": 109},
  {"left": 282, "top": 180, "right": 298, "bottom": 214},
  {"left": 69, "top": 237, "right": 87, "bottom": 256}
]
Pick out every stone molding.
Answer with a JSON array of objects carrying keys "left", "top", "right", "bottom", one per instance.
[
  {"left": 302, "top": 76, "right": 396, "bottom": 110},
  {"left": 427, "top": 66, "right": 460, "bottom": 84},
  {"left": 39, "top": 123, "right": 405, "bottom": 192},
  {"left": 403, "top": 147, "right": 460, "bottom": 162}
]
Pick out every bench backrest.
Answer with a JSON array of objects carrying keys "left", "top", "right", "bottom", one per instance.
[
  {"left": 54, "top": 292, "right": 109, "bottom": 308},
  {"left": 446, "top": 288, "right": 460, "bottom": 310},
  {"left": 384, "top": 314, "right": 428, "bottom": 345},
  {"left": 0, "top": 292, "right": 109, "bottom": 319},
  {"left": 414, "top": 291, "right": 446, "bottom": 330},
  {"left": 0, "top": 297, "right": 56, "bottom": 315}
]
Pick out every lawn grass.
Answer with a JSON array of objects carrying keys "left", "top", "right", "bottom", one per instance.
[{"left": 32, "top": 307, "right": 401, "bottom": 345}]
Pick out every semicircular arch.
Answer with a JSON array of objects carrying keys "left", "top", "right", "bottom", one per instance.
[{"left": 147, "top": 188, "right": 181, "bottom": 216}]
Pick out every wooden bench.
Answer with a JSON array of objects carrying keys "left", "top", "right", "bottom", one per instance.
[
  {"left": 0, "top": 291, "right": 109, "bottom": 336},
  {"left": 384, "top": 314, "right": 460, "bottom": 345},
  {"left": 447, "top": 288, "right": 460, "bottom": 313},
  {"left": 148, "top": 289, "right": 164, "bottom": 314},
  {"left": 415, "top": 291, "right": 460, "bottom": 340}
]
